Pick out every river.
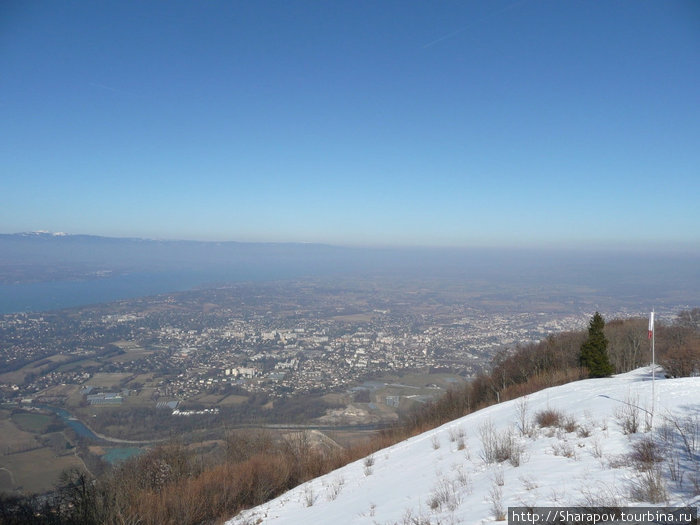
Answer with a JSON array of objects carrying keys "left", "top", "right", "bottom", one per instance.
[{"left": 34, "top": 404, "right": 102, "bottom": 441}]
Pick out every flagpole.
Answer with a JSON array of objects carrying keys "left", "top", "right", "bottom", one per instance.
[{"left": 651, "top": 310, "right": 655, "bottom": 429}]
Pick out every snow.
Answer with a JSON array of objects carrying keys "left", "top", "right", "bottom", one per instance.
[{"left": 227, "top": 368, "right": 699, "bottom": 525}]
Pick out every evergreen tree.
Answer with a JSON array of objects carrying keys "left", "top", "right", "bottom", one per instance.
[{"left": 580, "top": 312, "right": 614, "bottom": 377}]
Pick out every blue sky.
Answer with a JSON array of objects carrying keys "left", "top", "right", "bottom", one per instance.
[{"left": 2, "top": 1, "right": 699, "bottom": 248}]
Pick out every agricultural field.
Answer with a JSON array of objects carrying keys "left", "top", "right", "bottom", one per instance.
[
  {"left": 86, "top": 372, "right": 133, "bottom": 388},
  {"left": 36, "top": 383, "right": 81, "bottom": 400},
  {"left": 0, "top": 353, "right": 73, "bottom": 385},
  {"left": 54, "top": 358, "right": 102, "bottom": 373},
  {"left": 107, "top": 348, "right": 155, "bottom": 364},
  {"left": 0, "top": 409, "right": 87, "bottom": 494},
  {"left": 0, "top": 447, "right": 85, "bottom": 494},
  {"left": 331, "top": 312, "right": 375, "bottom": 322},
  {"left": 11, "top": 412, "right": 53, "bottom": 433},
  {"left": 121, "top": 388, "right": 157, "bottom": 406},
  {"left": 217, "top": 394, "right": 248, "bottom": 406},
  {"left": 0, "top": 413, "right": 38, "bottom": 452},
  {"left": 192, "top": 393, "right": 226, "bottom": 405}
]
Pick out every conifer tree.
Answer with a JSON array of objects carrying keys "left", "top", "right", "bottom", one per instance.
[{"left": 580, "top": 312, "right": 614, "bottom": 377}]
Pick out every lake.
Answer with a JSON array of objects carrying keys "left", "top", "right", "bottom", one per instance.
[
  {"left": 0, "top": 268, "right": 303, "bottom": 314},
  {"left": 102, "top": 447, "right": 145, "bottom": 465}
]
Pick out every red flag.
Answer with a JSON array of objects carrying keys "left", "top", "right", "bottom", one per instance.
[{"left": 648, "top": 311, "right": 654, "bottom": 340}]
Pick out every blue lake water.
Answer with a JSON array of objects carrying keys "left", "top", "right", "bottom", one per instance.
[
  {"left": 102, "top": 447, "right": 145, "bottom": 465},
  {"left": 2, "top": 248, "right": 699, "bottom": 315},
  {"left": 0, "top": 268, "right": 299, "bottom": 314}
]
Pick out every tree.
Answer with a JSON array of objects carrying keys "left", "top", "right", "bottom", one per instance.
[{"left": 580, "top": 312, "right": 614, "bottom": 377}]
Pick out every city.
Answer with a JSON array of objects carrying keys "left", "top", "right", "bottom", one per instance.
[{"left": 1, "top": 279, "right": 661, "bottom": 410}]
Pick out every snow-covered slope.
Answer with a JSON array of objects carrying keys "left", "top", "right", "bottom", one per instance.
[{"left": 228, "top": 368, "right": 699, "bottom": 525}]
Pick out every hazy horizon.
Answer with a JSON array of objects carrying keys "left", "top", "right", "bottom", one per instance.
[
  {"left": 2, "top": 231, "right": 698, "bottom": 314},
  {"left": 4, "top": 230, "right": 700, "bottom": 254}
]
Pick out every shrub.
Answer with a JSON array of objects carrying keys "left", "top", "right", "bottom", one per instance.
[
  {"left": 614, "top": 395, "right": 641, "bottom": 435},
  {"left": 489, "top": 482, "right": 506, "bottom": 521},
  {"left": 630, "top": 468, "right": 668, "bottom": 504},
  {"left": 551, "top": 440, "right": 577, "bottom": 459},
  {"left": 480, "top": 421, "right": 523, "bottom": 466},
  {"left": 325, "top": 476, "right": 344, "bottom": 501},
  {"left": 493, "top": 467, "right": 504, "bottom": 486},
  {"left": 658, "top": 414, "right": 700, "bottom": 496},
  {"left": 562, "top": 415, "right": 578, "bottom": 433},
  {"left": 519, "top": 475, "right": 537, "bottom": 491},
  {"left": 577, "top": 424, "right": 592, "bottom": 438},
  {"left": 453, "top": 465, "right": 472, "bottom": 491},
  {"left": 448, "top": 425, "right": 465, "bottom": 443},
  {"left": 629, "top": 436, "right": 663, "bottom": 470},
  {"left": 303, "top": 486, "right": 316, "bottom": 507},
  {"left": 535, "top": 408, "right": 563, "bottom": 428},
  {"left": 591, "top": 437, "right": 603, "bottom": 459},
  {"left": 515, "top": 397, "right": 532, "bottom": 437},
  {"left": 363, "top": 454, "right": 375, "bottom": 476},
  {"left": 456, "top": 436, "right": 466, "bottom": 451},
  {"left": 429, "top": 478, "right": 462, "bottom": 512}
]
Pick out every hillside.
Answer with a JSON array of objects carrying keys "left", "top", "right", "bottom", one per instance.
[{"left": 228, "top": 368, "right": 699, "bottom": 524}]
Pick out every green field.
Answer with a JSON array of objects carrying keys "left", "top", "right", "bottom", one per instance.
[
  {"left": 11, "top": 412, "right": 53, "bottom": 433},
  {"left": 86, "top": 372, "right": 132, "bottom": 388},
  {"left": 0, "top": 418, "right": 37, "bottom": 451},
  {"left": 0, "top": 448, "right": 85, "bottom": 494},
  {"left": 0, "top": 410, "right": 87, "bottom": 495},
  {"left": 0, "top": 354, "right": 73, "bottom": 385},
  {"left": 218, "top": 394, "right": 248, "bottom": 406},
  {"left": 55, "top": 358, "right": 101, "bottom": 372}
]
